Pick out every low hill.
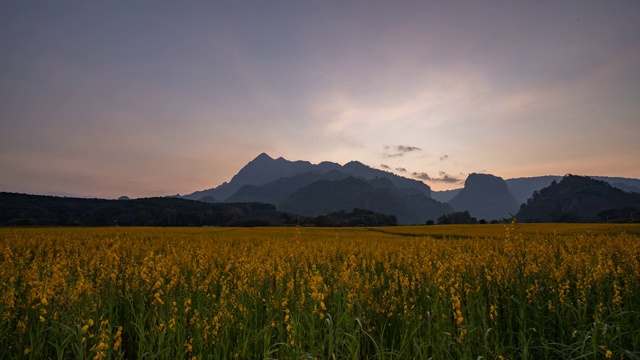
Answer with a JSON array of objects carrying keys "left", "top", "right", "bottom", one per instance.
[
  {"left": 515, "top": 175, "right": 640, "bottom": 222},
  {"left": 0, "top": 192, "right": 285, "bottom": 227},
  {"left": 296, "top": 208, "right": 398, "bottom": 227},
  {"left": 0, "top": 192, "right": 403, "bottom": 227}
]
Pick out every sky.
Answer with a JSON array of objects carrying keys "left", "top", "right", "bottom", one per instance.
[{"left": 1, "top": 1, "right": 639, "bottom": 198}]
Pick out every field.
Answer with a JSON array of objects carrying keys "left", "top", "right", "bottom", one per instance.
[{"left": 1, "top": 223, "right": 639, "bottom": 359}]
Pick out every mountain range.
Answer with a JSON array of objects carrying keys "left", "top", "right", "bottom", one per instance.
[
  {"left": 181, "top": 153, "right": 640, "bottom": 223},
  {"left": 432, "top": 175, "right": 640, "bottom": 205},
  {"left": 3, "top": 153, "right": 639, "bottom": 226},
  {"left": 183, "top": 153, "right": 448, "bottom": 224},
  {"left": 184, "top": 153, "right": 433, "bottom": 201}
]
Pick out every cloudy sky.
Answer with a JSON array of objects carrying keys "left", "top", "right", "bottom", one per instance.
[{"left": 1, "top": 1, "right": 639, "bottom": 198}]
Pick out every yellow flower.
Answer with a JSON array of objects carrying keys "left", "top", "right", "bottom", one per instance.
[{"left": 606, "top": 350, "right": 613, "bottom": 358}]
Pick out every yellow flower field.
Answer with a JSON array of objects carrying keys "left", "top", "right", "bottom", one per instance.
[{"left": 1, "top": 223, "right": 639, "bottom": 359}]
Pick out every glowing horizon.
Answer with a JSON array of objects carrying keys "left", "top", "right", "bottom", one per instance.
[{"left": 1, "top": 1, "right": 639, "bottom": 198}]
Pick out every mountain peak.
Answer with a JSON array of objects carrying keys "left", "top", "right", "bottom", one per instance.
[
  {"left": 449, "top": 173, "right": 518, "bottom": 220},
  {"left": 464, "top": 173, "right": 509, "bottom": 190},
  {"left": 253, "top": 152, "right": 274, "bottom": 162},
  {"left": 344, "top": 160, "right": 366, "bottom": 167}
]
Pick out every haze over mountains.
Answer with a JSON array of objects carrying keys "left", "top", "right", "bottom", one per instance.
[
  {"left": 3, "top": 153, "right": 639, "bottom": 226},
  {"left": 181, "top": 153, "right": 640, "bottom": 224},
  {"left": 184, "top": 153, "right": 433, "bottom": 202},
  {"left": 183, "top": 153, "right": 447, "bottom": 224}
]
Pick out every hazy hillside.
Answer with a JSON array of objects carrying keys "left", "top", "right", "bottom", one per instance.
[
  {"left": 279, "top": 177, "right": 451, "bottom": 224},
  {"left": 184, "top": 153, "right": 326, "bottom": 201},
  {"left": 226, "top": 171, "right": 350, "bottom": 204},
  {"left": 505, "top": 176, "right": 562, "bottom": 206},
  {"left": 592, "top": 176, "right": 640, "bottom": 193},
  {"left": 432, "top": 189, "right": 461, "bottom": 203},
  {"left": 516, "top": 175, "right": 640, "bottom": 222}
]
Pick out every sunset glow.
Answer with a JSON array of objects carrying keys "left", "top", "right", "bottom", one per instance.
[{"left": 1, "top": 1, "right": 639, "bottom": 197}]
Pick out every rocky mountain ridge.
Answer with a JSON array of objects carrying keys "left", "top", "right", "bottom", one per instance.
[
  {"left": 182, "top": 153, "right": 640, "bottom": 223},
  {"left": 184, "top": 153, "right": 432, "bottom": 202}
]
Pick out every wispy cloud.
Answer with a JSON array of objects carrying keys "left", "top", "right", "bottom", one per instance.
[
  {"left": 397, "top": 145, "right": 421, "bottom": 152},
  {"left": 436, "top": 171, "right": 462, "bottom": 183},
  {"left": 395, "top": 167, "right": 406, "bottom": 173},
  {"left": 412, "top": 172, "right": 431, "bottom": 181},
  {"left": 411, "top": 171, "right": 462, "bottom": 184},
  {"left": 440, "top": 155, "right": 449, "bottom": 161},
  {"left": 383, "top": 145, "right": 422, "bottom": 158},
  {"left": 383, "top": 153, "right": 404, "bottom": 158},
  {"left": 380, "top": 164, "right": 390, "bottom": 170}
]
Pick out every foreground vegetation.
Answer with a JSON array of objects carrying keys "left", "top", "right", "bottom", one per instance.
[{"left": 1, "top": 224, "right": 639, "bottom": 359}]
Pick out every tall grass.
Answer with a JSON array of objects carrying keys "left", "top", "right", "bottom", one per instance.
[{"left": 0, "top": 223, "right": 638, "bottom": 359}]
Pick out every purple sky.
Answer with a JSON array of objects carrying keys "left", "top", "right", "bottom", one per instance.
[{"left": 1, "top": 1, "right": 639, "bottom": 198}]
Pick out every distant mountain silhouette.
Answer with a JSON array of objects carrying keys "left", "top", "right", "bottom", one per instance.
[
  {"left": 447, "top": 173, "right": 519, "bottom": 221},
  {"left": 610, "top": 182, "right": 640, "bottom": 193},
  {"left": 179, "top": 152, "right": 640, "bottom": 224},
  {"left": 431, "top": 189, "right": 461, "bottom": 203},
  {"left": 592, "top": 176, "right": 640, "bottom": 193},
  {"left": 184, "top": 153, "right": 328, "bottom": 201},
  {"left": 505, "top": 175, "right": 640, "bottom": 206},
  {"left": 279, "top": 176, "right": 451, "bottom": 225},
  {"left": 226, "top": 171, "right": 350, "bottom": 204},
  {"left": 434, "top": 176, "right": 640, "bottom": 209},
  {"left": 516, "top": 175, "right": 640, "bottom": 222},
  {"left": 505, "top": 176, "right": 562, "bottom": 206},
  {"left": 184, "top": 153, "right": 432, "bottom": 201}
]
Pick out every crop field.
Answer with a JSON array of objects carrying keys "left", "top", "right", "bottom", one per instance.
[{"left": 1, "top": 223, "right": 639, "bottom": 359}]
